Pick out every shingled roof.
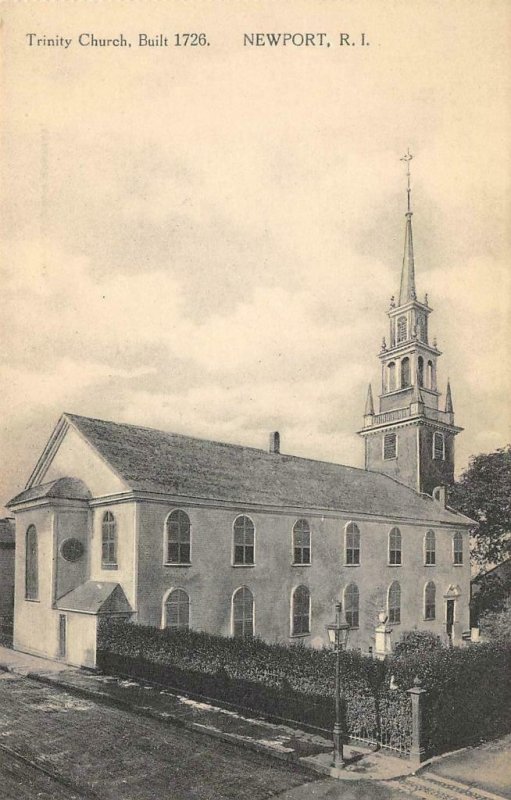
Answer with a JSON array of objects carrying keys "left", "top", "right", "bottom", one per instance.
[{"left": 59, "top": 413, "right": 471, "bottom": 526}]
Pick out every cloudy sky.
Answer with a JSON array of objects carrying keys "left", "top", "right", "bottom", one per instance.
[{"left": 1, "top": 0, "right": 510, "bottom": 513}]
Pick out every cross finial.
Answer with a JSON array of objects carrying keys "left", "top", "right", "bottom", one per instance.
[{"left": 400, "top": 148, "right": 414, "bottom": 214}]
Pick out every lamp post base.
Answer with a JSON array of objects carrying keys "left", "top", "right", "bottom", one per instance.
[{"left": 332, "top": 723, "right": 345, "bottom": 768}]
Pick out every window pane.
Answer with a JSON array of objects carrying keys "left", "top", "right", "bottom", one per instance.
[
  {"left": 292, "top": 587, "right": 310, "bottom": 635},
  {"left": 165, "top": 590, "right": 189, "bottom": 629}
]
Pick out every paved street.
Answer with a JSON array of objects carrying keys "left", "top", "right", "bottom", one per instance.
[
  {"left": 0, "top": 671, "right": 314, "bottom": 800},
  {"left": 0, "top": 668, "right": 510, "bottom": 800}
]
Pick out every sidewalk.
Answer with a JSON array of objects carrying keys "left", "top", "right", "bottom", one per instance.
[{"left": 0, "top": 645, "right": 416, "bottom": 783}]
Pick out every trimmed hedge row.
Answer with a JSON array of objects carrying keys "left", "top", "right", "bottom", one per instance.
[{"left": 97, "top": 620, "right": 511, "bottom": 756}]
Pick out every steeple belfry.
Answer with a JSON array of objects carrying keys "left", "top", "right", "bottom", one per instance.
[
  {"left": 399, "top": 149, "right": 417, "bottom": 304},
  {"left": 358, "top": 153, "right": 463, "bottom": 495}
]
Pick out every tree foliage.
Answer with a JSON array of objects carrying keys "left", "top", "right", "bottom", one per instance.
[{"left": 449, "top": 445, "right": 511, "bottom": 568}]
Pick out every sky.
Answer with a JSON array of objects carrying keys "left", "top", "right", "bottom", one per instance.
[{"left": 1, "top": 0, "right": 510, "bottom": 514}]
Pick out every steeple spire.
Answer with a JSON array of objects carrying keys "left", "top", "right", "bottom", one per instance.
[
  {"left": 445, "top": 379, "right": 454, "bottom": 413},
  {"left": 365, "top": 383, "right": 374, "bottom": 415},
  {"left": 399, "top": 149, "right": 417, "bottom": 305}
]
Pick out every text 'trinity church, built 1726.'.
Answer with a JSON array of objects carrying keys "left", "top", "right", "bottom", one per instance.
[{"left": 7, "top": 159, "right": 474, "bottom": 668}]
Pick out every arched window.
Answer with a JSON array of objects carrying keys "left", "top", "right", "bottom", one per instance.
[
  {"left": 101, "top": 511, "right": 117, "bottom": 567},
  {"left": 388, "top": 581, "right": 401, "bottom": 624},
  {"left": 389, "top": 527, "right": 402, "bottom": 565},
  {"left": 417, "top": 315, "right": 427, "bottom": 342},
  {"left": 344, "top": 584, "right": 359, "bottom": 629},
  {"left": 291, "top": 585, "right": 310, "bottom": 636},
  {"left": 293, "top": 519, "right": 311, "bottom": 565},
  {"left": 433, "top": 432, "right": 445, "bottom": 460},
  {"left": 397, "top": 316, "right": 407, "bottom": 343},
  {"left": 418, "top": 356, "right": 424, "bottom": 387},
  {"left": 25, "top": 525, "right": 38, "bottom": 600},
  {"left": 345, "top": 522, "right": 360, "bottom": 565},
  {"left": 164, "top": 589, "right": 190, "bottom": 630},
  {"left": 425, "top": 530, "right": 436, "bottom": 565},
  {"left": 401, "top": 357, "right": 411, "bottom": 388},
  {"left": 233, "top": 515, "right": 255, "bottom": 565},
  {"left": 427, "top": 360, "right": 434, "bottom": 389},
  {"left": 232, "top": 587, "right": 254, "bottom": 638},
  {"left": 383, "top": 432, "right": 397, "bottom": 460},
  {"left": 387, "top": 362, "right": 396, "bottom": 392},
  {"left": 166, "top": 510, "right": 191, "bottom": 564},
  {"left": 424, "top": 581, "right": 436, "bottom": 620},
  {"left": 453, "top": 532, "right": 463, "bottom": 565}
]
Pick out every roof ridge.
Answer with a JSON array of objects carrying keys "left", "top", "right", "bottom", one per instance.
[{"left": 64, "top": 411, "right": 373, "bottom": 474}]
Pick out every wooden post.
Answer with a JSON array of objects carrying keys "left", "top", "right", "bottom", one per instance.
[{"left": 408, "top": 676, "right": 427, "bottom": 766}]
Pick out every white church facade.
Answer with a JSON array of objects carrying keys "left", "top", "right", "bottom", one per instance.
[{"left": 7, "top": 173, "right": 474, "bottom": 668}]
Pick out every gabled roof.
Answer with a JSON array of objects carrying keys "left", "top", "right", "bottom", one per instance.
[
  {"left": 52, "top": 413, "right": 473, "bottom": 526},
  {"left": 7, "top": 477, "right": 91, "bottom": 508},
  {"left": 56, "top": 581, "right": 133, "bottom": 615}
]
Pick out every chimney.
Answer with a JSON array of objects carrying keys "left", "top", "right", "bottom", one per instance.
[
  {"left": 432, "top": 486, "right": 447, "bottom": 507},
  {"left": 269, "top": 431, "right": 280, "bottom": 454}
]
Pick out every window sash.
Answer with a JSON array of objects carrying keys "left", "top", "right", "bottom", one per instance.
[
  {"left": 389, "top": 548, "right": 402, "bottom": 565},
  {"left": 25, "top": 528, "right": 38, "bottom": 600},
  {"left": 165, "top": 591, "right": 189, "bottom": 629},
  {"left": 292, "top": 589, "right": 310, "bottom": 635},
  {"left": 425, "top": 602, "right": 436, "bottom": 620},
  {"left": 346, "top": 546, "right": 360, "bottom": 565}
]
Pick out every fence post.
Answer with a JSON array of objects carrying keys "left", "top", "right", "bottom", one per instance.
[{"left": 407, "top": 676, "right": 427, "bottom": 767}]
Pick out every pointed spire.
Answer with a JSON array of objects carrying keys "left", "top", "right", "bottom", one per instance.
[
  {"left": 399, "top": 149, "right": 417, "bottom": 305},
  {"left": 445, "top": 380, "right": 454, "bottom": 413},
  {"left": 365, "top": 383, "right": 374, "bottom": 416}
]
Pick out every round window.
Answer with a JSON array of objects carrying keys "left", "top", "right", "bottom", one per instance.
[{"left": 61, "top": 538, "right": 85, "bottom": 563}]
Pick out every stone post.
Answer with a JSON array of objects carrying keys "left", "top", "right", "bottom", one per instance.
[
  {"left": 374, "top": 610, "right": 392, "bottom": 659},
  {"left": 408, "top": 676, "right": 427, "bottom": 766}
]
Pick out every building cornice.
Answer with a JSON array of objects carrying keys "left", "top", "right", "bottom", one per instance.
[{"left": 86, "top": 489, "right": 472, "bottom": 529}]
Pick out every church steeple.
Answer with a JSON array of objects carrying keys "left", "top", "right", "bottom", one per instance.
[
  {"left": 358, "top": 152, "right": 463, "bottom": 495},
  {"left": 399, "top": 149, "right": 417, "bottom": 304}
]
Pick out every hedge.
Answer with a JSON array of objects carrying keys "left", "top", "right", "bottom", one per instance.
[{"left": 97, "top": 619, "right": 511, "bottom": 756}]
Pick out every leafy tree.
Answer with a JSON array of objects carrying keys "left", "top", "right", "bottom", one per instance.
[
  {"left": 470, "top": 569, "right": 511, "bottom": 624},
  {"left": 478, "top": 599, "right": 511, "bottom": 643},
  {"left": 449, "top": 445, "right": 511, "bottom": 569}
]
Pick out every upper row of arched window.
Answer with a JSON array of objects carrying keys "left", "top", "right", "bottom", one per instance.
[
  {"left": 386, "top": 356, "right": 435, "bottom": 392},
  {"left": 98, "top": 512, "right": 463, "bottom": 569}
]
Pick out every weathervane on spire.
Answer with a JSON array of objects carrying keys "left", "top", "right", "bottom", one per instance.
[{"left": 400, "top": 148, "right": 413, "bottom": 214}]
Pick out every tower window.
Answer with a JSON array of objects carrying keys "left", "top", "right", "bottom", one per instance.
[
  {"left": 397, "top": 316, "right": 407, "bottom": 343},
  {"left": 345, "top": 522, "right": 360, "bottom": 565},
  {"left": 388, "top": 581, "right": 401, "bottom": 624},
  {"left": 383, "top": 433, "right": 397, "bottom": 460},
  {"left": 293, "top": 519, "right": 311, "bottom": 565},
  {"left": 417, "top": 315, "right": 427, "bottom": 342},
  {"left": 425, "top": 530, "right": 436, "bottom": 565},
  {"left": 453, "top": 532, "right": 463, "bottom": 565},
  {"left": 433, "top": 432, "right": 445, "bottom": 460},
  {"left": 424, "top": 581, "right": 436, "bottom": 620},
  {"left": 401, "top": 357, "right": 411, "bottom": 388},
  {"left": 344, "top": 583, "right": 359, "bottom": 629},
  {"left": 389, "top": 527, "right": 402, "bottom": 565},
  {"left": 418, "top": 356, "right": 424, "bottom": 387},
  {"left": 427, "top": 360, "right": 434, "bottom": 389},
  {"left": 387, "top": 362, "right": 396, "bottom": 392}
]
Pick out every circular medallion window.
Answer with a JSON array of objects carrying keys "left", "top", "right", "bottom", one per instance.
[{"left": 61, "top": 538, "right": 85, "bottom": 563}]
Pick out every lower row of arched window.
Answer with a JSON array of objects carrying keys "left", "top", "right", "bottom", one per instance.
[{"left": 162, "top": 581, "right": 440, "bottom": 638}]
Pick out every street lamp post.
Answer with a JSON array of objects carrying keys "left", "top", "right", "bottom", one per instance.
[{"left": 326, "top": 602, "right": 350, "bottom": 769}]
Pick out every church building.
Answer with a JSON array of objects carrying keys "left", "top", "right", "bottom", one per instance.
[{"left": 7, "top": 161, "right": 474, "bottom": 668}]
